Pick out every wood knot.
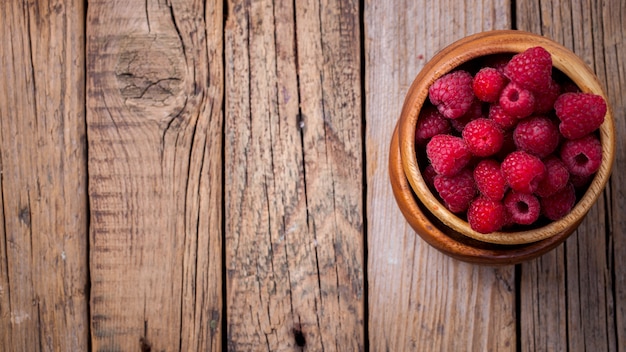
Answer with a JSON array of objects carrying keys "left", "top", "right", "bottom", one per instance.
[{"left": 115, "top": 33, "right": 185, "bottom": 107}]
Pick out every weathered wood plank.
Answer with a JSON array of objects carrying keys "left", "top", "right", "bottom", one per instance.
[
  {"left": 86, "top": 0, "right": 223, "bottom": 350},
  {"left": 516, "top": 0, "right": 624, "bottom": 350},
  {"left": 365, "top": 0, "right": 515, "bottom": 350},
  {"left": 224, "top": 0, "right": 364, "bottom": 350},
  {"left": 0, "top": 1, "right": 89, "bottom": 351}
]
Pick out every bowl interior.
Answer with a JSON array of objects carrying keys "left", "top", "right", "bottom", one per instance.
[{"left": 397, "top": 30, "right": 615, "bottom": 245}]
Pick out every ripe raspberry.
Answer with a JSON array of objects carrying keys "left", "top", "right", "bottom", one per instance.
[
  {"left": 426, "top": 134, "right": 472, "bottom": 176},
  {"left": 467, "top": 197, "right": 507, "bottom": 233},
  {"left": 503, "top": 191, "right": 541, "bottom": 225},
  {"left": 499, "top": 81, "right": 536, "bottom": 119},
  {"left": 415, "top": 106, "right": 451, "bottom": 145},
  {"left": 450, "top": 100, "right": 483, "bottom": 132},
  {"left": 570, "top": 173, "right": 592, "bottom": 189},
  {"left": 488, "top": 104, "right": 517, "bottom": 130},
  {"left": 473, "top": 159, "right": 507, "bottom": 201},
  {"left": 555, "top": 92, "right": 607, "bottom": 139},
  {"left": 533, "top": 79, "right": 561, "bottom": 113},
  {"left": 483, "top": 54, "right": 513, "bottom": 73},
  {"left": 504, "top": 46, "right": 553, "bottom": 92},
  {"left": 536, "top": 156, "right": 570, "bottom": 197},
  {"left": 462, "top": 118, "right": 504, "bottom": 157},
  {"left": 422, "top": 164, "right": 438, "bottom": 190},
  {"left": 541, "top": 183, "right": 576, "bottom": 221},
  {"left": 473, "top": 67, "right": 508, "bottom": 103},
  {"left": 501, "top": 151, "right": 546, "bottom": 194},
  {"left": 513, "top": 116, "right": 560, "bottom": 158},
  {"left": 560, "top": 80, "right": 581, "bottom": 94},
  {"left": 433, "top": 168, "right": 477, "bottom": 213},
  {"left": 560, "top": 134, "right": 602, "bottom": 177},
  {"left": 429, "top": 70, "right": 475, "bottom": 119}
]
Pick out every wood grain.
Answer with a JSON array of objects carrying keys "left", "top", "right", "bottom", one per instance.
[
  {"left": 365, "top": 0, "right": 516, "bottom": 350},
  {"left": 224, "top": 0, "right": 364, "bottom": 350},
  {"left": 86, "top": 0, "right": 223, "bottom": 350},
  {"left": 0, "top": 1, "right": 89, "bottom": 351},
  {"left": 516, "top": 0, "right": 624, "bottom": 350}
]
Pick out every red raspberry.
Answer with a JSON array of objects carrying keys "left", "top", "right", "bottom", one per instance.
[
  {"left": 541, "top": 183, "right": 576, "bottom": 221},
  {"left": 499, "top": 81, "right": 536, "bottom": 119},
  {"left": 554, "top": 92, "right": 607, "bottom": 139},
  {"left": 560, "top": 134, "right": 602, "bottom": 177},
  {"left": 513, "top": 116, "right": 560, "bottom": 158},
  {"left": 570, "top": 173, "right": 592, "bottom": 189},
  {"left": 488, "top": 104, "right": 517, "bottom": 130},
  {"left": 501, "top": 151, "right": 546, "bottom": 194},
  {"left": 473, "top": 159, "right": 507, "bottom": 201},
  {"left": 415, "top": 106, "right": 451, "bottom": 145},
  {"left": 533, "top": 79, "right": 561, "bottom": 113},
  {"left": 433, "top": 168, "right": 477, "bottom": 213},
  {"left": 429, "top": 70, "right": 475, "bottom": 119},
  {"left": 483, "top": 54, "right": 513, "bottom": 73},
  {"left": 450, "top": 100, "right": 483, "bottom": 132},
  {"left": 560, "top": 80, "right": 581, "bottom": 94},
  {"left": 422, "top": 164, "right": 438, "bottom": 190},
  {"left": 504, "top": 46, "right": 553, "bottom": 92},
  {"left": 503, "top": 191, "right": 540, "bottom": 225},
  {"left": 536, "top": 156, "right": 570, "bottom": 197},
  {"left": 462, "top": 118, "right": 504, "bottom": 157},
  {"left": 426, "top": 134, "right": 472, "bottom": 176},
  {"left": 473, "top": 67, "right": 508, "bottom": 103},
  {"left": 467, "top": 197, "right": 507, "bottom": 233}
]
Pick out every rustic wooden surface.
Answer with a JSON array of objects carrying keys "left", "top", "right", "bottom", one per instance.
[
  {"left": 0, "top": 0, "right": 624, "bottom": 351},
  {"left": 0, "top": 1, "right": 89, "bottom": 351},
  {"left": 86, "top": 0, "right": 223, "bottom": 351}
]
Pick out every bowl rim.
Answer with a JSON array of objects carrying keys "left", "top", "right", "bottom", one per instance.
[{"left": 397, "top": 29, "right": 615, "bottom": 245}]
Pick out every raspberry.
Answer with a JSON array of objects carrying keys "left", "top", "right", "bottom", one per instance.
[
  {"left": 426, "top": 134, "right": 472, "bottom": 176},
  {"left": 433, "top": 168, "right": 477, "bottom": 213},
  {"left": 415, "top": 106, "right": 451, "bottom": 145},
  {"left": 536, "top": 156, "right": 570, "bottom": 197},
  {"left": 570, "top": 173, "right": 592, "bottom": 189},
  {"left": 513, "top": 116, "right": 560, "bottom": 158},
  {"left": 560, "top": 80, "right": 581, "bottom": 94},
  {"left": 422, "top": 164, "right": 438, "bottom": 189},
  {"left": 499, "top": 82, "right": 535, "bottom": 119},
  {"left": 473, "top": 159, "right": 507, "bottom": 201},
  {"left": 541, "top": 183, "right": 576, "bottom": 221},
  {"left": 488, "top": 104, "right": 518, "bottom": 130},
  {"left": 560, "top": 134, "right": 602, "bottom": 176},
  {"left": 501, "top": 151, "right": 546, "bottom": 193},
  {"left": 504, "top": 191, "right": 540, "bottom": 225},
  {"left": 483, "top": 54, "right": 513, "bottom": 73},
  {"left": 473, "top": 67, "right": 508, "bottom": 103},
  {"left": 554, "top": 92, "right": 607, "bottom": 139},
  {"left": 462, "top": 118, "right": 504, "bottom": 157},
  {"left": 533, "top": 79, "right": 561, "bottom": 113},
  {"left": 504, "top": 46, "right": 553, "bottom": 92},
  {"left": 467, "top": 197, "right": 507, "bottom": 233},
  {"left": 429, "top": 70, "right": 475, "bottom": 119},
  {"left": 450, "top": 100, "right": 483, "bottom": 132}
]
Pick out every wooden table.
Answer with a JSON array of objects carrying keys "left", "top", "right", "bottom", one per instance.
[{"left": 1, "top": 0, "right": 624, "bottom": 350}]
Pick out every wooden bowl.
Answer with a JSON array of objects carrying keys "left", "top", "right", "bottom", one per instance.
[{"left": 394, "top": 30, "right": 615, "bottom": 251}]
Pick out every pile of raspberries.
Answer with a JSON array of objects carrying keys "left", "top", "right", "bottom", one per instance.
[{"left": 417, "top": 46, "right": 606, "bottom": 234}]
